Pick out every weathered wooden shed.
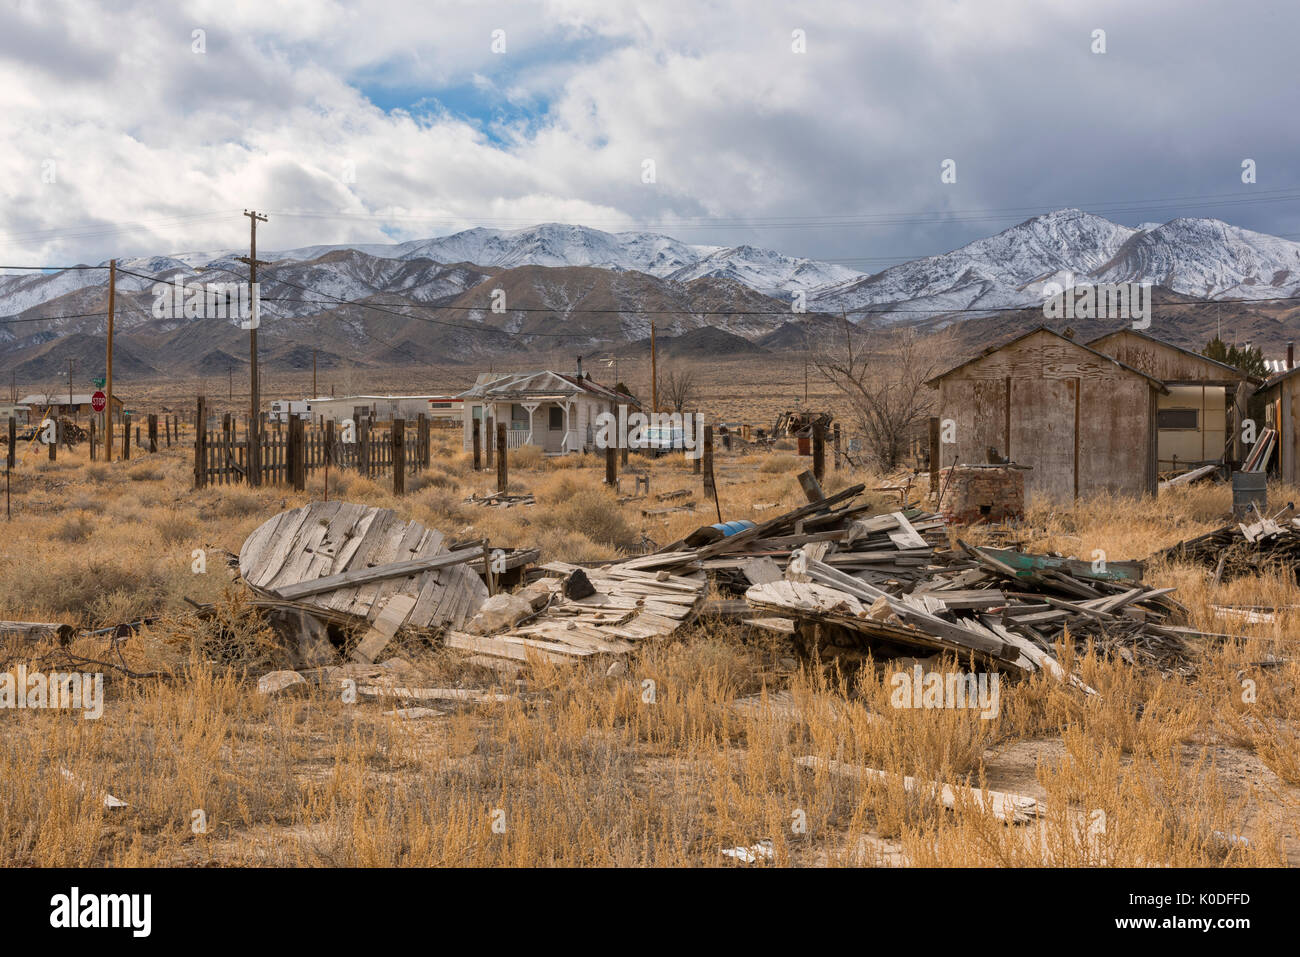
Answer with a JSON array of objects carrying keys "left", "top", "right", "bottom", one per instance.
[
  {"left": 1257, "top": 367, "right": 1300, "bottom": 483},
  {"left": 1087, "top": 329, "right": 1256, "bottom": 470},
  {"left": 926, "top": 327, "right": 1168, "bottom": 502}
]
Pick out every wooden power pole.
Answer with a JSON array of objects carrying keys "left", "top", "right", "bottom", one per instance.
[
  {"left": 237, "top": 210, "right": 269, "bottom": 486},
  {"left": 650, "top": 320, "right": 658, "bottom": 413},
  {"left": 105, "top": 260, "right": 116, "bottom": 460}
]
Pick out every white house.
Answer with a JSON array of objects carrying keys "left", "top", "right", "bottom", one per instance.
[
  {"left": 305, "top": 394, "right": 463, "bottom": 426},
  {"left": 457, "top": 370, "right": 638, "bottom": 454}
]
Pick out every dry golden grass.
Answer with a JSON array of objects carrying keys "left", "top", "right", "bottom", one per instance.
[{"left": 1, "top": 426, "right": 1298, "bottom": 866}]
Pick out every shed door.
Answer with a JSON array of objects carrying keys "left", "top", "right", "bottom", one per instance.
[{"left": 1010, "top": 377, "right": 1075, "bottom": 503}]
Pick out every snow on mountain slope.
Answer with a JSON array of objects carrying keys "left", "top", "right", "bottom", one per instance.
[
  {"left": 8, "top": 210, "right": 1300, "bottom": 334},
  {"left": 667, "top": 244, "right": 863, "bottom": 296},
  {"left": 809, "top": 209, "right": 1141, "bottom": 316},
  {"left": 1093, "top": 217, "right": 1300, "bottom": 299}
]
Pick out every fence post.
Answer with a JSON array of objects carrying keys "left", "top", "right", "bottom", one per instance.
[
  {"left": 472, "top": 421, "right": 481, "bottom": 471},
  {"left": 928, "top": 415, "right": 940, "bottom": 499},
  {"left": 7, "top": 416, "right": 15, "bottom": 470},
  {"left": 417, "top": 413, "right": 429, "bottom": 469},
  {"left": 605, "top": 443, "right": 617, "bottom": 487},
  {"left": 485, "top": 415, "right": 494, "bottom": 468},
  {"left": 123, "top": 413, "right": 131, "bottom": 461},
  {"left": 358, "top": 416, "right": 370, "bottom": 477},
  {"left": 702, "top": 425, "right": 715, "bottom": 499},
  {"left": 89, "top": 417, "right": 97, "bottom": 461},
  {"left": 813, "top": 420, "right": 825, "bottom": 482},
  {"left": 496, "top": 422, "right": 507, "bottom": 493},
  {"left": 194, "top": 397, "right": 207, "bottom": 488},
  {"left": 325, "top": 419, "right": 335, "bottom": 466},
  {"left": 392, "top": 418, "right": 406, "bottom": 495},
  {"left": 148, "top": 413, "right": 158, "bottom": 453},
  {"left": 833, "top": 424, "right": 841, "bottom": 470}
]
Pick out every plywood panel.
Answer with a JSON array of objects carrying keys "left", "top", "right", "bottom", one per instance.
[
  {"left": 1078, "top": 377, "right": 1151, "bottom": 497},
  {"left": 945, "top": 378, "right": 1008, "bottom": 467},
  {"left": 1091, "top": 331, "right": 1245, "bottom": 385},
  {"left": 1009, "top": 376, "right": 1075, "bottom": 502}
]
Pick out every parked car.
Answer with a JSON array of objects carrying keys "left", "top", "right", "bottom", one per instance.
[{"left": 641, "top": 424, "right": 685, "bottom": 456}]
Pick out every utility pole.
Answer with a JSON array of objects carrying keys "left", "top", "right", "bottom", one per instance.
[
  {"left": 650, "top": 320, "right": 658, "bottom": 413},
  {"left": 236, "top": 210, "right": 269, "bottom": 486},
  {"left": 105, "top": 259, "right": 116, "bottom": 460}
]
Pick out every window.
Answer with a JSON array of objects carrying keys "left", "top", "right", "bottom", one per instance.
[
  {"left": 1157, "top": 408, "right": 1199, "bottom": 430},
  {"left": 511, "top": 404, "right": 530, "bottom": 430},
  {"left": 471, "top": 405, "right": 482, "bottom": 421},
  {"left": 549, "top": 407, "right": 564, "bottom": 431}
]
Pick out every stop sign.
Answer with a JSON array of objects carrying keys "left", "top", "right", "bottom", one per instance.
[{"left": 91, "top": 391, "right": 107, "bottom": 413}]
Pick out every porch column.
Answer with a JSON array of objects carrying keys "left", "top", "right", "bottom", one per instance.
[{"left": 521, "top": 401, "right": 540, "bottom": 446}]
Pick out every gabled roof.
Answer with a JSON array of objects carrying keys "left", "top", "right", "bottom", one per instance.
[
  {"left": 1261, "top": 364, "right": 1300, "bottom": 391},
  {"left": 1086, "top": 328, "right": 1259, "bottom": 384},
  {"left": 457, "top": 370, "right": 636, "bottom": 405},
  {"left": 924, "top": 325, "right": 1169, "bottom": 393}
]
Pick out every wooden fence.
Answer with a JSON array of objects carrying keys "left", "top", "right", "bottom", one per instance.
[{"left": 193, "top": 397, "right": 430, "bottom": 492}]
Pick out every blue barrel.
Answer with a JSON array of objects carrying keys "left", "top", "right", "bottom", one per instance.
[{"left": 711, "top": 520, "right": 755, "bottom": 537}]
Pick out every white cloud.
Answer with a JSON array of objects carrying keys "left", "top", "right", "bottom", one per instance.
[{"left": 0, "top": 0, "right": 1297, "bottom": 266}]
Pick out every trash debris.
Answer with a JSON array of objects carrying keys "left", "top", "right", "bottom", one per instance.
[
  {"left": 466, "top": 491, "right": 535, "bottom": 508},
  {"left": 721, "top": 838, "right": 774, "bottom": 863},
  {"left": 1155, "top": 503, "right": 1300, "bottom": 583},
  {"left": 257, "top": 670, "right": 308, "bottom": 696}
]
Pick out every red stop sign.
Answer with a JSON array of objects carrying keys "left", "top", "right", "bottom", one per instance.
[{"left": 91, "top": 391, "right": 107, "bottom": 413}]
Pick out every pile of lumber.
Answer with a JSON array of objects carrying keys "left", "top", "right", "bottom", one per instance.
[
  {"left": 634, "top": 482, "right": 950, "bottom": 589},
  {"left": 1155, "top": 504, "right": 1300, "bottom": 583},
  {"left": 445, "top": 559, "right": 707, "bottom": 663},
  {"left": 746, "top": 540, "right": 1194, "bottom": 676}
]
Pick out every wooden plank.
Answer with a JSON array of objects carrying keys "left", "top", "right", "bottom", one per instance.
[
  {"left": 795, "top": 757, "right": 1042, "bottom": 824},
  {"left": 275, "top": 545, "right": 484, "bottom": 600},
  {"left": 351, "top": 593, "right": 418, "bottom": 663}
]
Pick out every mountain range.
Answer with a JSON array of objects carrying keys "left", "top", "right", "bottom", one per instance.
[{"left": 3, "top": 210, "right": 1299, "bottom": 380}]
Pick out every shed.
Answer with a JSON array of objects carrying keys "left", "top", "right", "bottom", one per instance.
[
  {"left": 1256, "top": 366, "right": 1300, "bottom": 482},
  {"left": 1087, "top": 329, "right": 1256, "bottom": 470},
  {"left": 926, "top": 327, "right": 1168, "bottom": 502}
]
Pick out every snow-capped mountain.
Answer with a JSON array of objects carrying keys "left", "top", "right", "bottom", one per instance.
[
  {"left": 6, "top": 209, "right": 1300, "bottom": 347},
  {"left": 807, "top": 208, "right": 1300, "bottom": 317}
]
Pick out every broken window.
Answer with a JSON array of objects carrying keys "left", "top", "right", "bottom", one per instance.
[{"left": 1157, "top": 408, "right": 1199, "bottom": 430}]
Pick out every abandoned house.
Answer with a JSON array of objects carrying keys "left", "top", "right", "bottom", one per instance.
[
  {"left": 18, "top": 392, "right": 125, "bottom": 420},
  {"left": 1087, "top": 329, "right": 1257, "bottom": 471},
  {"left": 457, "top": 369, "right": 637, "bottom": 454},
  {"left": 926, "top": 326, "right": 1168, "bottom": 502}
]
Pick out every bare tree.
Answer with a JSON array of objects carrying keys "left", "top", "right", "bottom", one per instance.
[
  {"left": 815, "top": 325, "right": 950, "bottom": 472},
  {"left": 660, "top": 366, "right": 698, "bottom": 414}
]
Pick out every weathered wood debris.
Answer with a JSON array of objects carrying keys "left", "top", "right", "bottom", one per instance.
[
  {"left": 445, "top": 559, "right": 707, "bottom": 664},
  {"left": 238, "top": 503, "right": 489, "bottom": 663},
  {"left": 609, "top": 481, "right": 1196, "bottom": 677},
  {"left": 1154, "top": 503, "right": 1300, "bottom": 584}
]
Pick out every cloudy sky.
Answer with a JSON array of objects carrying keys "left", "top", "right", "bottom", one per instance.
[{"left": 2, "top": 0, "right": 1298, "bottom": 269}]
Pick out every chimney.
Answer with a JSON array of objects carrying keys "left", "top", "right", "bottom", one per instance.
[
  {"left": 1288, "top": 342, "right": 1294, "bottom": 370},
  {"left": 576, "top": 355, "right": 583, "bottom": 378}
]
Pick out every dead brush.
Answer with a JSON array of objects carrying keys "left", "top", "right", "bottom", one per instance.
[{"left": 165, "top": 588, "right": 288, "bottom": 671}]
